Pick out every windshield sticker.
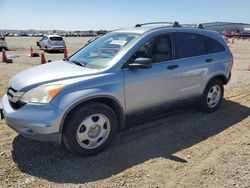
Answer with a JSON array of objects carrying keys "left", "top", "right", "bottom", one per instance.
[{"left": 110, "top": 40, "right": 127, "bottom": 46}]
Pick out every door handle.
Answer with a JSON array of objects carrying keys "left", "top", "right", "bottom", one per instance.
[
  {"left": 205, "top": 58, "right": 213, "bottom": 63},
  {"left": 167, "top": 65, "right": 179, "bottom": 70}
]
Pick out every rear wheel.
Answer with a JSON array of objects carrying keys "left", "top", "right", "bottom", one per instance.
[
  {"left": 63, "top": 103, "right": 118, "bottom": 156},
  {"left": 199, "top": 79, "right": 224, "bottom": 113}
]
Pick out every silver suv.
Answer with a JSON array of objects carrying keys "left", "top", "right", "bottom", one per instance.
[{"left": 1, "top": 22, "right": 233, "bottom": 156}]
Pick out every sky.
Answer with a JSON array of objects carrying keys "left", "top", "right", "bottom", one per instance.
[{"left": 0, "top": 0, "right": 249, "bottom": 30}]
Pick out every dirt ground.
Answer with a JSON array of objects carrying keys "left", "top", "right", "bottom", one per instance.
[{"left": 0, "top": 37, "right": 249, "bottom": 188}]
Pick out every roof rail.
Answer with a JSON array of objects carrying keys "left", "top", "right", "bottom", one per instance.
[
  {"left": 135, "top": 21, "right": 181, "bottom": 28},
  {"left": 134, "top": 21, "right": 205, "bottom": 29},
  {"left": 197, "top": 24, "right": 205, "bottom": 29},
  {"left": 182, "top": 23, "right": 205, "bottom": 29},
  {"left": 173, "top": 21, "right": 181, "bottom": 27}
]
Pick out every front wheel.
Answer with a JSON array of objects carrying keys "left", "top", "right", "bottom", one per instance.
[
  {"left": 63, "top": 103, "right": 118, "bottom": 156},
  {"left": 199, "top": 79, "right": 224, "bottom": 113},
  {"left": 44, "top": 46, "right": 49, "bottom": 52}
]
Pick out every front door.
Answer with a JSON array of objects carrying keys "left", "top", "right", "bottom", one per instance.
[{"left": 123, "top": 34, "right": 181, "bottom": 115}]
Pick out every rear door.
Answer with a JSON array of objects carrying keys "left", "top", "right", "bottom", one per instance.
[
  {"left": 123, "top": 33, "right": 181, "bottom": 115},
  {"left": 174, "top": 32, "right": 227, "bottom": 101},
  {"left": 174, "top": 32, "right": 209, "bottom": 100}
]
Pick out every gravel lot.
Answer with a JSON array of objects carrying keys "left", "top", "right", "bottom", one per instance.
[{"left": 0, "top": 37, "right": 249, "bottom": 188}]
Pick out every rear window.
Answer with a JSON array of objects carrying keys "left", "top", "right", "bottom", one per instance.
[{"left": 49, "top": 37, "right": 63, "bottom": 41}]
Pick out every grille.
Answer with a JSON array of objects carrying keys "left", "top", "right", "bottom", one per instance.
[
  {"left": 7, "top": 87, "right": 17, "bottom": 98},
  {"left": 7, "top": 87, "right": 25, "bottom": 109}
]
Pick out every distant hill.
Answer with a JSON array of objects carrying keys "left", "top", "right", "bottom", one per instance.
[
  {"left": 1, "top": 22, "right": 250, "bottom": 35},
  {"left": 202, "top": 22, "right": 250, "bottom": 33}
]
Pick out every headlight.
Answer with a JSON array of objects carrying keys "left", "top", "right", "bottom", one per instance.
[{"left": 20, "top": 85, "right": 65, "bottom": 104}]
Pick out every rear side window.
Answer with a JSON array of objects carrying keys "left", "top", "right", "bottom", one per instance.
[
  {"left": 49, "top": 37, "right": 63, "bottom": 41},
  {"left": 175, "top": 32, "right": 207, "bottom": 59},
  {"left": 205, "top": 37, "right": 225, "bottom": 54},
  {"left": 174, "top": 32, "right": 225, "bottom": 59}
]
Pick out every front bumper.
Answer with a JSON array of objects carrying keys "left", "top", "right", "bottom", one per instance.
[{"left": 1, "top": 95, "right": 63, "bottom": 144}]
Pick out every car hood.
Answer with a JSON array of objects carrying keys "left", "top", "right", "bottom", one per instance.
[{"left": 9, "top": 60, "right": 101, "bottom": 91}]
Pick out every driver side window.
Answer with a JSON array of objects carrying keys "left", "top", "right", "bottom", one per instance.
[{"left": 127, "top": 34, "right": 173, "bottom": 65}]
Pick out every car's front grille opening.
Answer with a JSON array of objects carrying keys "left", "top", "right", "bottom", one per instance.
[{"left": 9, "top": 101, "right": 25, "bottom": 110}]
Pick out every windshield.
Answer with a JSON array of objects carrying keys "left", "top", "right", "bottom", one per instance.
[{"left": 68, "top": 32, "right": 140, "bottom": 69}]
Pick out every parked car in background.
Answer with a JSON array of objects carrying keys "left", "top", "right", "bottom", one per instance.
[
  {"left": 1, "top": 22, "right": 233, "bottom": 156},
  {"left": 222, "top": 35, "right": 229, "bottom": 43},
  {"left": 36, "top": 35, "right": 66, "bottom": 52},
  {"left": 0, "top": 33, "right": 8, "bottom": 50}
]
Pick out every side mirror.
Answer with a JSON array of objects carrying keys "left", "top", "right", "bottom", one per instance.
[{"left": 128, "top": 57, "right": 152, "bottom": 69}]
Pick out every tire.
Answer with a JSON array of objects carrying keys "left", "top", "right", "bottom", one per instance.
[
  {"left": 63, "top": 102, "right": 118, "bottom": 156},
  {"left": 199, "top": 79, "right": 224, "bottom": 113},
  {"left": 44, "top": 46, "right": 48, "bottom": 52}
]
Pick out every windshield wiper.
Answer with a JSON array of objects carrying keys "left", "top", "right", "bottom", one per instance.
[
  {"left": 63, "top": 58, "right": 87, "bottom": 67},
  {"left": 64, "top": 59, "right": 85, "bottom": 67},
  {"left": 70, "top": 60, "right": 86, "bottom": 67}
]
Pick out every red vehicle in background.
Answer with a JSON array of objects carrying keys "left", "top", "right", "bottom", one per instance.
[
  {"left": 223, "top": 32, "right": 240, "bottom": 38},
  {"left": 224, "top": 31, "right": 250, "bottom": 39}
]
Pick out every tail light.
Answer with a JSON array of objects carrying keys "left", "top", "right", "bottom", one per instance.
[{"left": 0, "top": 37, "right": 5, "bottom": 41}]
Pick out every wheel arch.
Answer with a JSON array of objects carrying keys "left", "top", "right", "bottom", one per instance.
[
  {"left": 59, "top": 96, "right": 125, "bottom": 133},
  {"left": 211, "top": 74, "right": 228, "bottom": 85},
  {"left": 203, "top": 74, "right": 227, "bottom": 94}
]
